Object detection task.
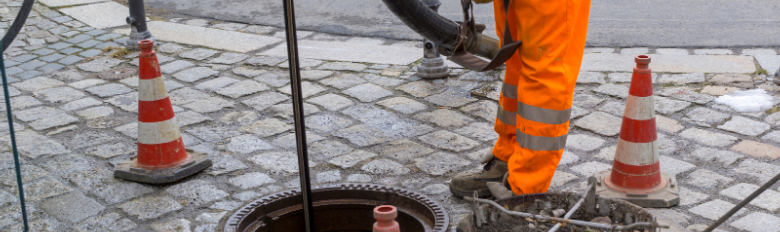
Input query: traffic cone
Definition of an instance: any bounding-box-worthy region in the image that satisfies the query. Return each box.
[114,40,212,184]
[592,55,679,208]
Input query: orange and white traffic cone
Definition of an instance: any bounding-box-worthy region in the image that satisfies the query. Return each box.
[592,55,679,208]
[114,40,212,184]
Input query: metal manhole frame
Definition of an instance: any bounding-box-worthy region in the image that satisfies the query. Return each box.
[223,183,450,232]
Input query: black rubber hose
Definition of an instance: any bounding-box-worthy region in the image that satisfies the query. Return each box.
[381,0,499,59]
[2,0,36,50]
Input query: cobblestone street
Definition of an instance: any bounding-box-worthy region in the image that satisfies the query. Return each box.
[0,0,779,231]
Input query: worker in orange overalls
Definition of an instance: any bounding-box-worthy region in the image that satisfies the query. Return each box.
[449,0,591,198]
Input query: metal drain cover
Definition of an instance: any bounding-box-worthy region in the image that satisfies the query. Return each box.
[99,67,137,80]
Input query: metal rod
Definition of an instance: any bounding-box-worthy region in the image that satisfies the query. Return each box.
[548,181,593,232]
[464,197,666,231]
[281,0,315,231]
[703,171,780,232]
[0,39,28,232]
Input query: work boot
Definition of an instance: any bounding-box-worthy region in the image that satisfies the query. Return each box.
[449,153,508,198]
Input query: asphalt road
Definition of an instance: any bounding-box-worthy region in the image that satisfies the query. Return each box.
[147,0,780,47]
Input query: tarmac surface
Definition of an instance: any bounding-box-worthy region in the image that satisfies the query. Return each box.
[146,0,780,47]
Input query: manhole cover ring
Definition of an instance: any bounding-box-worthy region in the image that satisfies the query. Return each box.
[99,67,137,80]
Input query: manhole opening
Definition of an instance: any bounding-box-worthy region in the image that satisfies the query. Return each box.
[224,184,448,232]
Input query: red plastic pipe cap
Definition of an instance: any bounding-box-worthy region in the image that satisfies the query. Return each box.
[138,39,154,54]
[373,205,400,232]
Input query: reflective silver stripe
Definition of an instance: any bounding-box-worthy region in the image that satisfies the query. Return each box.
[497,105,516,126]
[517,102,571,125]
[501,82,517,99]
[516,129,568,151]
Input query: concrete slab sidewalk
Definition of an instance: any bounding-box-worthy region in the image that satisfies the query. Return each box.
[115,21,284,53]
[58,1,128,29]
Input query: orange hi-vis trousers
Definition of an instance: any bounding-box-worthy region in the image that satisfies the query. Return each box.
[491,0,591,195]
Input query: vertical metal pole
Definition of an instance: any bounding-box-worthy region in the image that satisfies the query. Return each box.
[416,0,450,79]
[126,0,154,50]
[282,0,315,231]
[0,41,28,232]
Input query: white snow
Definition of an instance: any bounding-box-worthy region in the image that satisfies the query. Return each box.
[714,89,774,112]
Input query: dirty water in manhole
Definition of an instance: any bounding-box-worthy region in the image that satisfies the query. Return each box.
[223,184,449,232]
[457,192,685,232]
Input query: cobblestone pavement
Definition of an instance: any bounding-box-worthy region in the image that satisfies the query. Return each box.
[0,0,779,231]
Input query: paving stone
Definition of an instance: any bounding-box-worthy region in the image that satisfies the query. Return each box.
[314,170,342,183]
[239,92,288,112]
[34,86,85,103]
[592,84,629,98]
[15,70,44,80]
[376,97,427,114]
[183,97,235,113]
[678,187,709,206]
[570,161,612,177]
[709,74,753,87]
[150,219,191,232]
[173,67,219,82]
[396,81,444,98]
[77,39,101,49]
[85,83,131,97]
[19,176,73,201]
[65,168,154,204]
[277,58,323,69]
[577,72,606,84]
[320,74,366,89]
[176,111,211,126]
[76,106,113,119]
[424,91,477,108]
[730,212,780,232]
[208,53,249,64]
[146,21,284,52]
[755,55,780,76]
[690,200,750,221]
[734,159,780,183]
[278,81,326,99]
[718,116,771,136]
[209,201,243,211]
[13,76,63,91]
[574,112,622,136]
[225,134,272,154]
[232,67,266,79]
[697,86,737,97]
[361,159,409,175]
[418,130,479,152]
[40,191,103,223]
[38,63,66,74]
[565,134,606,151]
[763,131,780,144]
[48,42,72,50]
[305,113,354,132]
[119,196,183,220]
[683,107,730,127]
[105,92,138,112]
[659,156,696,175]
[207,152,249,175]
[555,150,580,166]
[693,49,732,55]
[307,93,354,111]
[730,140,780,159]
[658,73,706,84]
[680,128,738,147]
[363,74,405,87]
[342,83,393,102]
[247,56,286,66]
[460,100,498,122]
[0,165,49,187]
[332,124,391,147]
[268,102,321,120]
[228,172,276,189]
[84,142,134,159]
[253,72,290,87]
[167,87,209,105]
[0,86,20,98]
[653,116,683,134]
[686,169,733,189]
[317,62,367,72]
[328,150,377,168]
[18,60,47,72]
[414,152,471,175]
[659,87,716,104]
[249,151,303,175]
[39,53,65,62]
[76,57,122,72]
[297,70,332,81]
[179,48,218,60]
[454,122,497,142]
[71,213,137,232]
[596,101,625,116]
[60,47,83,55]
[160,60,195,74]
[57,55,84,65]
[414,109,473,128]
[166,179,228,206]
[549,171,579,188]
[194,76,239,91]
[720,183,780,211]
[767,112,780,126]
[654,96,691,115]
[5,96,41,110]
[375,139,435,162]
[347,174,372,183]
[11,54,38,63]
[240,118,292,137]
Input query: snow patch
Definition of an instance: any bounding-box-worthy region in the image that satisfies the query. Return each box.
[714,89,774,112]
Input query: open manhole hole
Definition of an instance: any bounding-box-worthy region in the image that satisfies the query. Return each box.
[223,184,449,232]
[457,192,685,231]
[99,67,137,80]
